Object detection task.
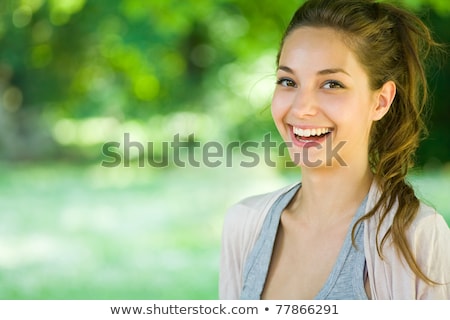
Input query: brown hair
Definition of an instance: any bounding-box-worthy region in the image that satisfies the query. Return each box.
[278,0,444,284]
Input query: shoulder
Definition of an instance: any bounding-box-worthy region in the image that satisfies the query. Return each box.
[221,181,301,261]
[409,201,449,237]
[366,180,449,236]
[365,181,450,299]
[413,201,448,229]
[225,183,298,229]
[406,201,450,263]
[407,202,450,271]
[367,179,450,256]
[403,202,450,298]
[219,182,299,299]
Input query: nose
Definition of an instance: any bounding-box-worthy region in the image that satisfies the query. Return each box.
[290,86,318,118]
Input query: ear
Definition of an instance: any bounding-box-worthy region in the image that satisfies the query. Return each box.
[372,80,396,121]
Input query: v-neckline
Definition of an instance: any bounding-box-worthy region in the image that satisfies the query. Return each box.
[240,182,369,299]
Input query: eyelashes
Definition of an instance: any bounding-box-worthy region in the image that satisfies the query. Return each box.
[275,78,345,89]
[275,78,296,87]
[322,80,345,89]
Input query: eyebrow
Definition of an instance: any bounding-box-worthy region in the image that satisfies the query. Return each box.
[278,65,351,77]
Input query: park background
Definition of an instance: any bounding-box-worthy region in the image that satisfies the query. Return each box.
[0,0,449,299]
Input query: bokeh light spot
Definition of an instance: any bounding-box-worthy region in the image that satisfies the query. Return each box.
[2,87,23,112]
[12,5,33,28]
[133,74,160,101]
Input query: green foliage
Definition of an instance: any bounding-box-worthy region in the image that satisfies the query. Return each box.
[0,0,449,165]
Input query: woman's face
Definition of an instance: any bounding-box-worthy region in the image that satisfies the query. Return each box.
[272,27,388,169]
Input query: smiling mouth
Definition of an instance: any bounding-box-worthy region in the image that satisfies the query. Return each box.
[292,126,332,142]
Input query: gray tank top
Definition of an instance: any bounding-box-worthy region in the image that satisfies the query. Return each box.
[240,183,368,300]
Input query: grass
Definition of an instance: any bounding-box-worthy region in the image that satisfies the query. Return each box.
[0,162,448,299]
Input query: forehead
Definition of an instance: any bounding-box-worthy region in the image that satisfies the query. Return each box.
[279,27,363,73]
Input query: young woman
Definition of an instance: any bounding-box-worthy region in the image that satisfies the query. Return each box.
[219,0,450,299]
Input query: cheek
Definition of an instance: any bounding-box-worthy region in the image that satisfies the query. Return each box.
[323,94,369,121]
[326,96,375,139]
[271,91,289,124]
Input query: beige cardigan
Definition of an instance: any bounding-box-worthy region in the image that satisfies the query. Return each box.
[219,181,450,299]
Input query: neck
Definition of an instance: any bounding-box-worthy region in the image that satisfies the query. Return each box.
[293,162,373,224]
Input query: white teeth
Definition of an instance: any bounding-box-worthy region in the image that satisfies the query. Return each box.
[293,127,330,137]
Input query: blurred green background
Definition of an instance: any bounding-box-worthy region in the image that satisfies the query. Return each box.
[0,0,449,299]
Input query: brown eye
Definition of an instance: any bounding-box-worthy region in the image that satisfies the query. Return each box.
[276,78,297,87]
[323,80,344,89]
